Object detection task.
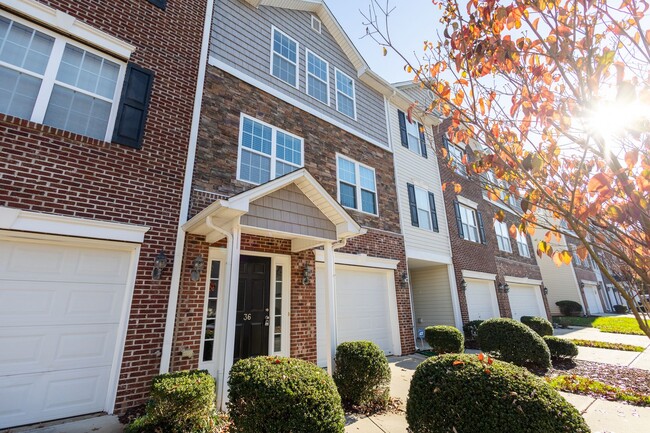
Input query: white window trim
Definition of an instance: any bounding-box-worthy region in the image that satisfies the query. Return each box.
[305,48,329,106]
[334,67,357,120]
[413,185,433,232]
[269,26,299,89]
[0,11,127,142]
[494,220,512,252]
[447,141,466,176]
[336,153,378,216]
[235,113,305,185]
[458,203,480,243]
[516,231,530,257]
[311,15,322,34]
[457,195,478,209]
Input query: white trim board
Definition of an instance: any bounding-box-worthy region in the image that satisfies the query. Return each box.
[208,57,391,151]
[314,250,399,269]
[462,269,497,281]
[504,276,543,286]
[0,206,149,243]
[3,0,135,59]
[457,196,479,209]
[405,248,452,265]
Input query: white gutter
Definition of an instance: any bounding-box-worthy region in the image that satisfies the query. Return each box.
[159,0,215,374]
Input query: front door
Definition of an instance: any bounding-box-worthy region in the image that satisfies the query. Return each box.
[234,255,271,362]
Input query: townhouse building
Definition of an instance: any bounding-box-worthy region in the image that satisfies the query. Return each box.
[0,0,206,428]
[388,83,462,345]
[565,237,607,315]
[433,119,551,323]
[163,0,415,408]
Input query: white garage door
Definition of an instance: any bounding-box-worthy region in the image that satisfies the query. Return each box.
[316,265,398,367]
[465,279,500,321]
[508,283,545,321]
[584,284,603,314]
[0,236,135,429]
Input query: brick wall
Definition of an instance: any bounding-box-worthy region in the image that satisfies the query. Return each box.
[0,0,205,412]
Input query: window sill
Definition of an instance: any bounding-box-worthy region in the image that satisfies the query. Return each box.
[342,204,379,218]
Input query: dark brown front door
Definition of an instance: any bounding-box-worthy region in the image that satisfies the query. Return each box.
[233,255,271,362]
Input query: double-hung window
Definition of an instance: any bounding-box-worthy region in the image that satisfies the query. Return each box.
[306,49,328,104]
[407,184,438,231]
[335,68,355,119]
[337,155,377,215]
[405,119,421,153]
[454,201,486,244]
[237,114,303,184]
[443,137,466,176]
[516,231,530,257]
[271,28,298,87]
[0,14,124,141]
[494,220,512,252]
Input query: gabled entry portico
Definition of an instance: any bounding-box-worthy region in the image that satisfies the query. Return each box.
[182,169,363,408]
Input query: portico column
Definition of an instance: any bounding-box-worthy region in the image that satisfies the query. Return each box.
[323,241,337,375]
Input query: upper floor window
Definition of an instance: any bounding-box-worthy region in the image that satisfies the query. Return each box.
[485,171,517,207]
[443,137,466,176]
[516,231,530,257]
[407,184,438,231]
[237,114,303,184]
[494,220,512,252]
[453,201,486,244]
[337,155,377,215]
[311,15,322,33]
[335,69,355,119]
[271,28,298,87]
[0,15,124,141]
[397,110,427,157]
[572,248,582,266]
[306,50,328,105]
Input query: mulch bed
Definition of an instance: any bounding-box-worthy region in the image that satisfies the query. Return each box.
[545,359,650,395]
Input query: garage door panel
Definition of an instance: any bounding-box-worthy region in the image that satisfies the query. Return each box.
[465,279,499,321]
[508,284,545,321]
[584,285,603,314]
[0,281,124,326]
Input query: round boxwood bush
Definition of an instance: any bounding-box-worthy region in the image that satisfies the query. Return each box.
[462,320,483,348]
[544,336,579,360]
[406,354,590,433]
[228,356,345,433]
[613,304,628,314]
[424,325,464,354]
[477,318,551,369]
[521,315,554,337]
[556,300,583,316]
[125,370,218,433]
[333,341,391,410]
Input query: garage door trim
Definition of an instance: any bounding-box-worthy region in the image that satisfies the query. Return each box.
[0,230,141,422]
[314,250,399,269]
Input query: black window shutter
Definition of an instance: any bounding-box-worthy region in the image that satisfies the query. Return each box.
[112,63,154,149]
[428,192,439,232]
[147,0,167,10]
[453,201,464,238]
[477,210,487,244]
[418,123,428,158]
[398,110,408,148]
[407,183,419,227]
[442,135,450,150]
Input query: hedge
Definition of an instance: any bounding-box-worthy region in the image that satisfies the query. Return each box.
[544,336,579,360]
[521,316,554,337]
[228,356,345,433]
[477,318,551,369]
[613,304,628,314]
[406,354,590,433]
[424,325,464,354]
[556,300,583,316]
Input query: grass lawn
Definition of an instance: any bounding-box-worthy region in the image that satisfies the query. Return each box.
[547,375,650,406]
[569,339,645,352]
[554,316,647,336]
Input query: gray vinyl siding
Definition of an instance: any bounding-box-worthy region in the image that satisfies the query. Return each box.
[211,0,388,147]
[411,265,456,330]
[241,184,337,239]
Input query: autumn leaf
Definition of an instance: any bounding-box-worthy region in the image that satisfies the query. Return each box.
[478,353,484,361]
[495,209,506,222]
[560,250,572,265]
[587,173,612,195]
[509,224,519,239]
[382,47,387,56]
[454,183,463,194]
[625,149,639,169]
[576,245,589,261]
[453,360,465,366]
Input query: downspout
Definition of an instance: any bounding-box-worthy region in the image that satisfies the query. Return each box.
[159,0,215,374]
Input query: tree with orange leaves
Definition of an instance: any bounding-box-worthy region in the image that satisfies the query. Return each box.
[363,0,650,337]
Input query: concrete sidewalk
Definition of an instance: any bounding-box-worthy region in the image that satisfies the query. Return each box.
[3,415,123,433]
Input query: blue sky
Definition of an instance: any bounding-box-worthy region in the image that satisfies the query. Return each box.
[325,0,443,83]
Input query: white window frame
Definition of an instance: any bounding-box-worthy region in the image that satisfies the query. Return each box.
[269,26,299,89]
[305,48,329,105]
[447,140,466,176]
[334,67,357,120]
[236,113,304,185]
[414,185,433,231]
[0,11,127,142]
[405,119,422,155]
[459,203,480,243]
[311,15,322,34]
[494,220,512,252]
[336,154,378,216]
[516,231,530,257]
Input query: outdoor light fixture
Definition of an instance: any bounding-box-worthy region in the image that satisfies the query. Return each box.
[401,271,409,288]
[543,285,549,295]
[498,282,504,292]
[302,263,313,285]
[152,250,168,280]
[460,279,467,291]
[190,255,205,282]
[579,281,585,289]
[503,283,510,294]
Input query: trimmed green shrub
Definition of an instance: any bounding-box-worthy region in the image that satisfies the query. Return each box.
[228,356,344,433]
[125,370,217,433]
[477,318,551,369]
[406,354,590,433]
[521,315,554,337]
[424,325,464,354]
[544,336,579,360]
[462,320,483,342]
[556,300,583,316]
[613,304,628,314]
[333,341,391,410]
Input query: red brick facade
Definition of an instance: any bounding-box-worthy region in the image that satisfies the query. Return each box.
[565,237,607,314]
[432,120,549,323]
[0,0,205,413]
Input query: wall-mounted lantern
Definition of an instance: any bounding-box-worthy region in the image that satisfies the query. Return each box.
[401,271,409,288]
[152,250,168,280]
[302,263,313,285]
[190,255,205,281]
[460,279,467,291]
